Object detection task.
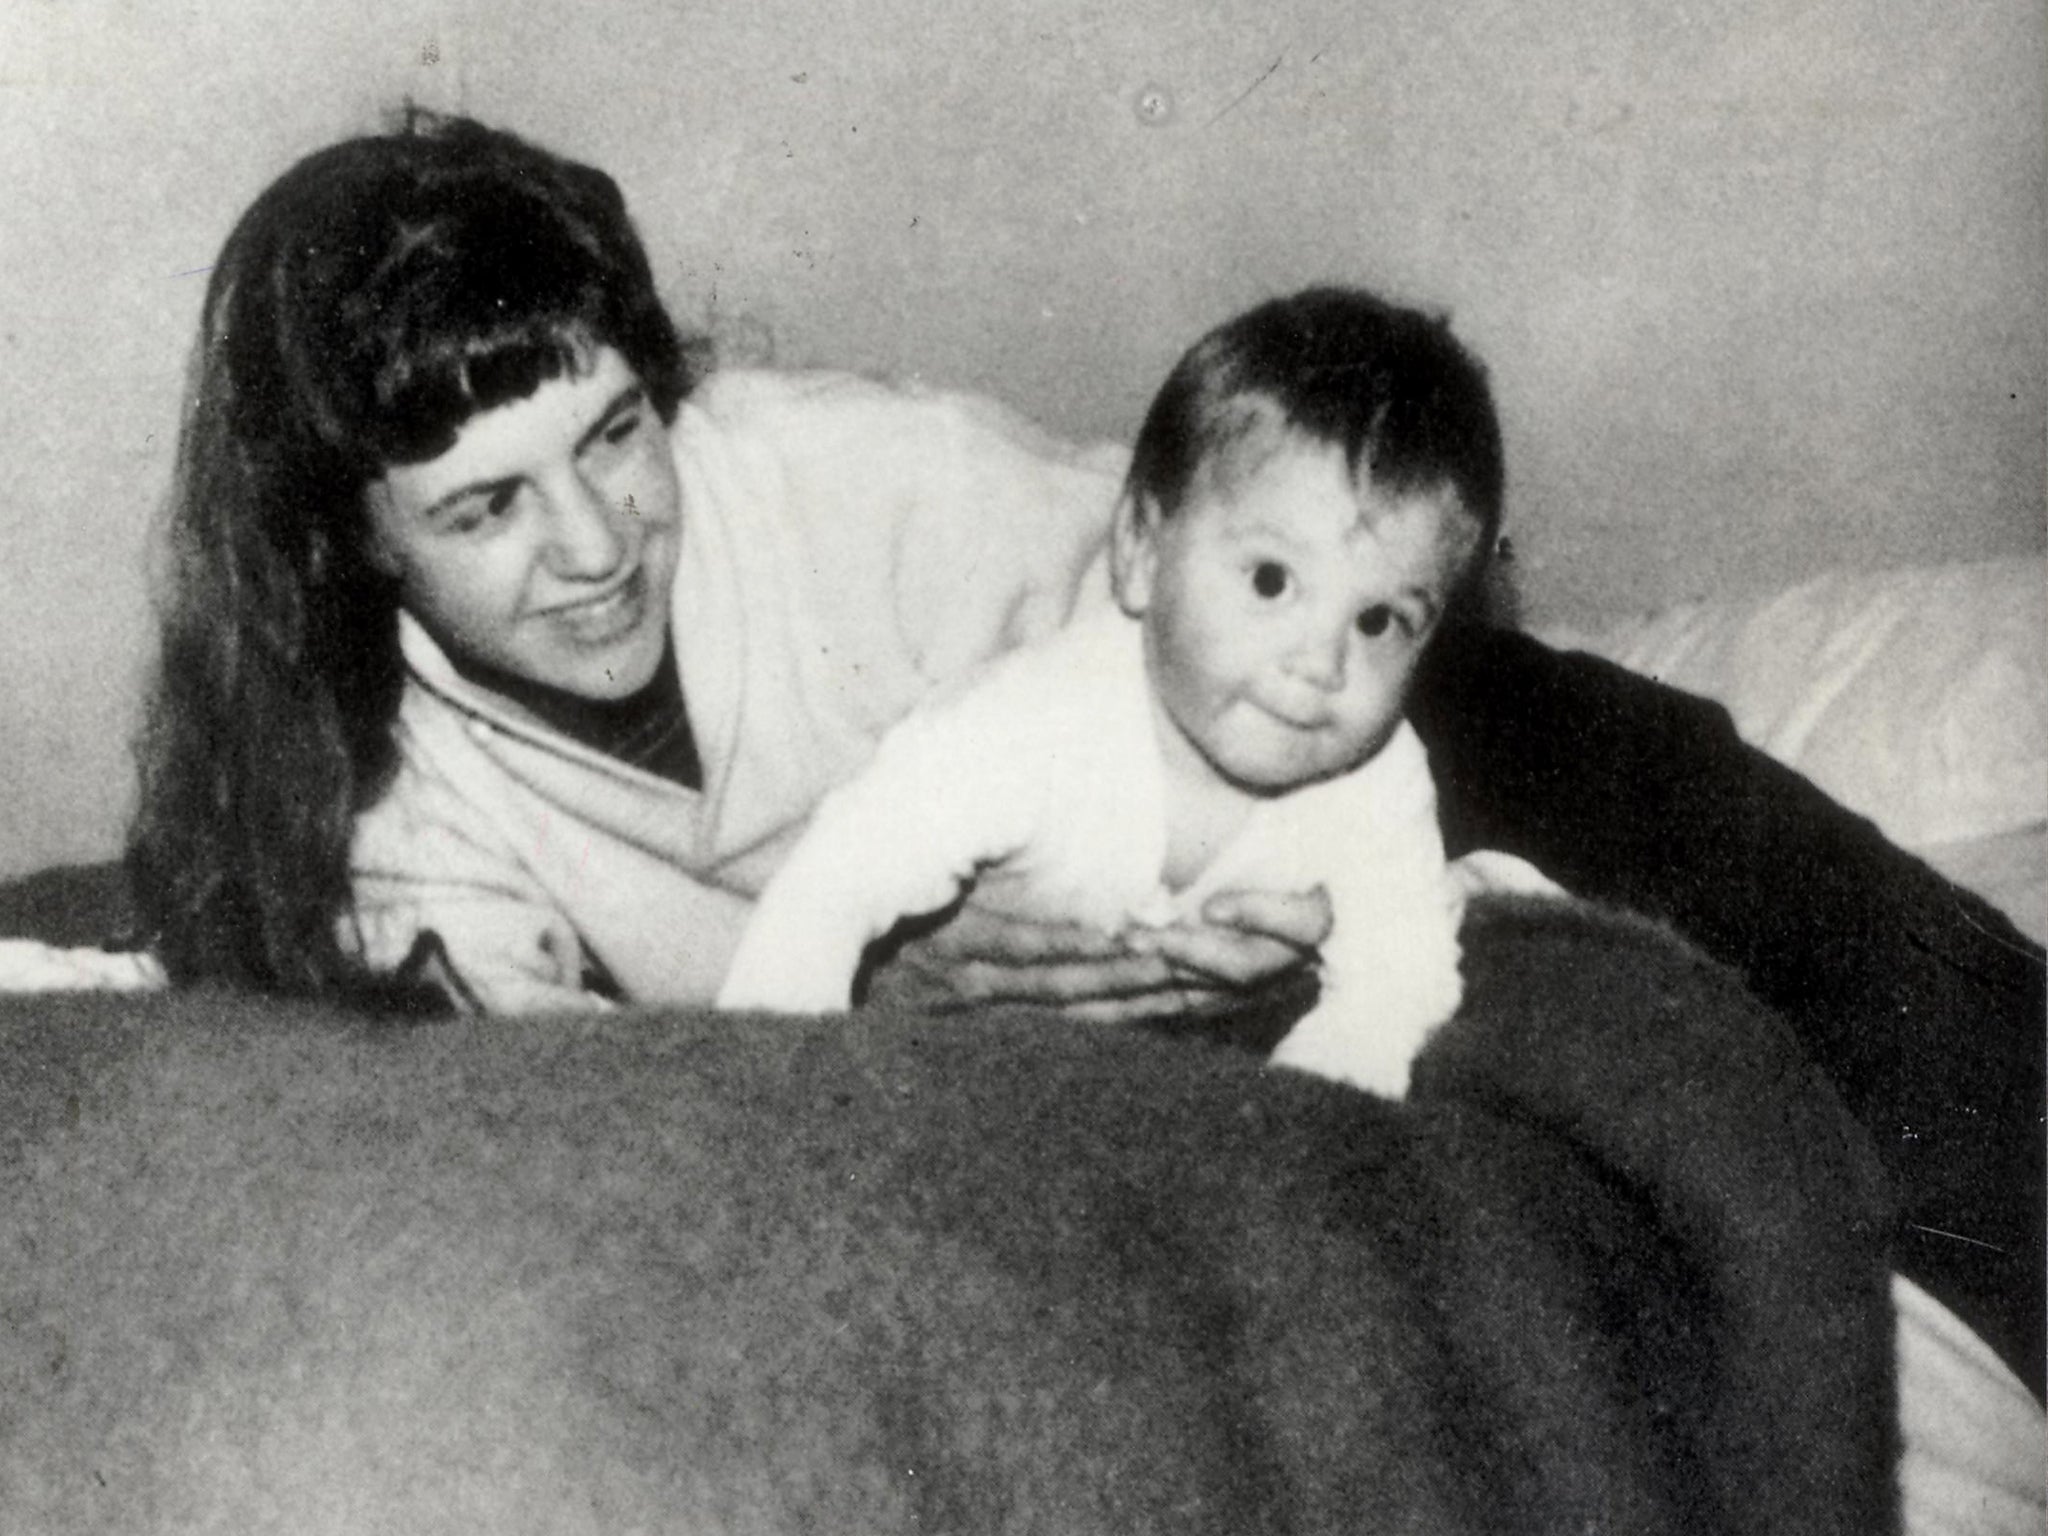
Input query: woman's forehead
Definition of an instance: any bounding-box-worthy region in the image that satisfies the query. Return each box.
[377,345,636,502]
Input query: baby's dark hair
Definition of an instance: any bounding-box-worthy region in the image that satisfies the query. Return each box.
[1124,286,1504,598]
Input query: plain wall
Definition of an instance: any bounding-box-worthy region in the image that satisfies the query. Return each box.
[2,0,2042,879]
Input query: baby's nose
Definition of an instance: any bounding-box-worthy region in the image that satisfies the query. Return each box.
[1285,624,1350,691]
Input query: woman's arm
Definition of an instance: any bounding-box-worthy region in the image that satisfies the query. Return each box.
[865,886,1333,1025]
[350,758,621,1016]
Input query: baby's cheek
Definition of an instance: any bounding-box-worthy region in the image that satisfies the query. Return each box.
[1338,702,1406,764]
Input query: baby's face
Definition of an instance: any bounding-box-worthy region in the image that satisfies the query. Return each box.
[1120,436,1478,795]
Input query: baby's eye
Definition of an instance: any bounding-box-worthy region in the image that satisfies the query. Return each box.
[1250,561,1290,600]
[1356,605,1406,639]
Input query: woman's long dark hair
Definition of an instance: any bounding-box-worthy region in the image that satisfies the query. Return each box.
[128,111,707,998]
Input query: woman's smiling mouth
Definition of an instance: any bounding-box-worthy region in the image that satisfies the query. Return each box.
[545,567,647,645]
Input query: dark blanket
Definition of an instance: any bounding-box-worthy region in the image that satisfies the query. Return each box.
[0,899,1896,1533]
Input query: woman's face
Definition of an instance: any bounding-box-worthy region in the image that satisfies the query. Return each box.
[363,345,682,701]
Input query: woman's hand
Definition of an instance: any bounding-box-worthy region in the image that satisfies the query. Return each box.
[862,886,1332,1024]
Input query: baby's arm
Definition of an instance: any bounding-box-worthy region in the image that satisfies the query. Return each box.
[717,695,1041,1013]
[1266,726,1466,1098]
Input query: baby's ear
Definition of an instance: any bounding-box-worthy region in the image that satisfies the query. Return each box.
[1108,492,1160,617]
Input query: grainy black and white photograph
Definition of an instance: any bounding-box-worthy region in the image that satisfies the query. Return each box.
[1,1,2041,1529]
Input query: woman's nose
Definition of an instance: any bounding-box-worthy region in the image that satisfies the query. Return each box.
[541,472,628,579]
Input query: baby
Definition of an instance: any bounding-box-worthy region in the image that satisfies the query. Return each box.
[718,287,1503,1097]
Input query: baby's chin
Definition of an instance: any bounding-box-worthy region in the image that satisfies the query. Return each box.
[1209,742,1379,799]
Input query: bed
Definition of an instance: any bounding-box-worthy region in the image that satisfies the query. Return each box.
[1538,555,2047,952]
[0,553,2039,1533]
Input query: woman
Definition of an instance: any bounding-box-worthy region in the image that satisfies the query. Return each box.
[129,113,2039,1409]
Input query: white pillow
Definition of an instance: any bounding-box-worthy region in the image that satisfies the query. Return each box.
[1545,558,2047,854]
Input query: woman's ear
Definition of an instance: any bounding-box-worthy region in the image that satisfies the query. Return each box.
[1109,492,1160,617]
[359,482,405,580]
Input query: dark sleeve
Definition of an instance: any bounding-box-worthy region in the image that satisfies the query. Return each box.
[1410,621,2046,1398]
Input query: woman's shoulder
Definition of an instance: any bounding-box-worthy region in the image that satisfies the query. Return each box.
[672,367,982,507]
[683,366,964,439]
[681,368,1126,479]
[685,366,888,420]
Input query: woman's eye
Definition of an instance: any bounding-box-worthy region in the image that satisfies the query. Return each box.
[1250,561,1290,599]
[475,486,519,524]
[443,486,517,535]
[600,411,642,447]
